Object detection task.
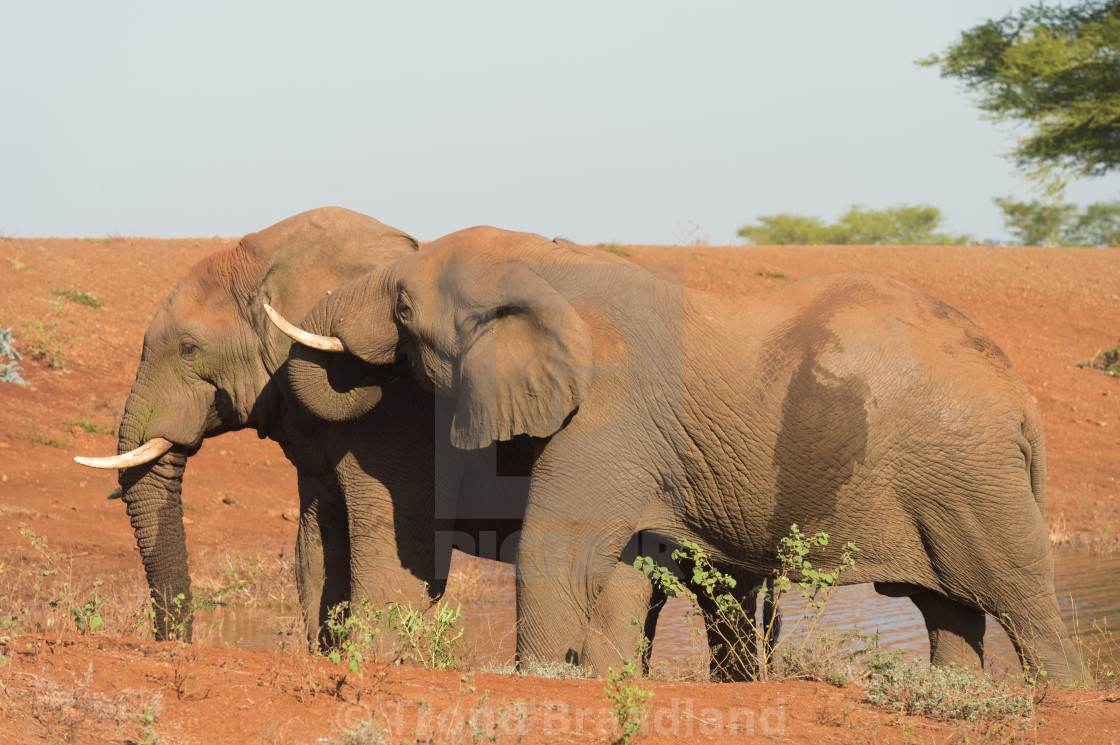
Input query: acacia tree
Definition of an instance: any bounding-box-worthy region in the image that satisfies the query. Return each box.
[920,2,1120,195]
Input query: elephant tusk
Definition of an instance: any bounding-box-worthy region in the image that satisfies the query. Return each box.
[73,437,174,470]
[106,487,123,500]
[262,303,345,352]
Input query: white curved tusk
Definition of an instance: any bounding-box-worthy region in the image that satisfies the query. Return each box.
[106,487,123,500]
[73,437,174,470]
[263,303,344,352]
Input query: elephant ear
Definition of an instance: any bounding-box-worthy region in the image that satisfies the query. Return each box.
[450,264,594,449]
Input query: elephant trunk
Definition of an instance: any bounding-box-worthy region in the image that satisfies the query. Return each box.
[117,398,194,641]
[283,276,399,421]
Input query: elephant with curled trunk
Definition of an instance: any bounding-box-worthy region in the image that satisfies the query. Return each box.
[274,225,1084,682]
[73,208,669,672]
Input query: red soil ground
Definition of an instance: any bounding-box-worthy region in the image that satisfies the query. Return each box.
[0,235,1117,743]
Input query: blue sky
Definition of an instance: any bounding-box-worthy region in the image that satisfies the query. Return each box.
[2,1,1117,244]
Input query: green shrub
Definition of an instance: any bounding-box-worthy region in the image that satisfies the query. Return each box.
[865,660,1033,724]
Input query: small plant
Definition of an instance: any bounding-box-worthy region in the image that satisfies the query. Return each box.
[138,700,162,745]
[14,524,118,636]
[7,257,32,271]
[320,598,464,675]
[64,418,113,434]
[865,660,1033,724]
[779,627,902,686]
[636,525,858,681]
[28,428,66,449]
[676,219,711,246]
[600,243,632,257]
[51,287,104,308]
[756,270,790,280]
[321,599,380,675]
[0,327,28,385]
[1078,337,1120,378]
[386,600,463,670]
[22,315,75,370]
[70,579,105,635]
[164,581,249,642]
[604,659,652,745]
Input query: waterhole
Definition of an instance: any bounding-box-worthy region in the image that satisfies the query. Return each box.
[196,545,1119,676]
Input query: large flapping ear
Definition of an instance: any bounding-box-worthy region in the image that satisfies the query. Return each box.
[239,206,418,370]
[450,263,594,449]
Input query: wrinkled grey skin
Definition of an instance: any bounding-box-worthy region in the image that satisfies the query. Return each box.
[284,226,1083,682]
[112,208,659,671]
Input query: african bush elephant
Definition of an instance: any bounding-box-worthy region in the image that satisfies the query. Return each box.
[274,225,1084,682]
[73,209,664,672]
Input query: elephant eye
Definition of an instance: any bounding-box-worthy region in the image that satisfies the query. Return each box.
[396,296,413,323]
[179,340,200,358]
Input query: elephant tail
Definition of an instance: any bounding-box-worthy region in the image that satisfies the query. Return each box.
[1022,407,1047,518]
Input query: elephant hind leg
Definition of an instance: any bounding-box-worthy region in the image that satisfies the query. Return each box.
[691,570,771,682]
[989,589,1084,684]
[908,588,985,670]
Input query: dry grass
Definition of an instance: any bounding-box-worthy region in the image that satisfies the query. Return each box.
[0,525,302,653]
[0,663,163,744]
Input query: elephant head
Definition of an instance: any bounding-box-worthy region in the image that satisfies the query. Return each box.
[74,207,417,640]
[280,227,598,449]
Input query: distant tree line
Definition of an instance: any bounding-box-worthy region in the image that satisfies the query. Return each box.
[737,205,969,246]
[738,200,1120,247]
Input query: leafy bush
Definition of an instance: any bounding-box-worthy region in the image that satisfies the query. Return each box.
[636,525,858,681]
[604,659,652,745]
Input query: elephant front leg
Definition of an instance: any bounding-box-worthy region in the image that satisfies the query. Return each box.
[515,519,630,669]
[579,560,665,676]
[294,472,351,650]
